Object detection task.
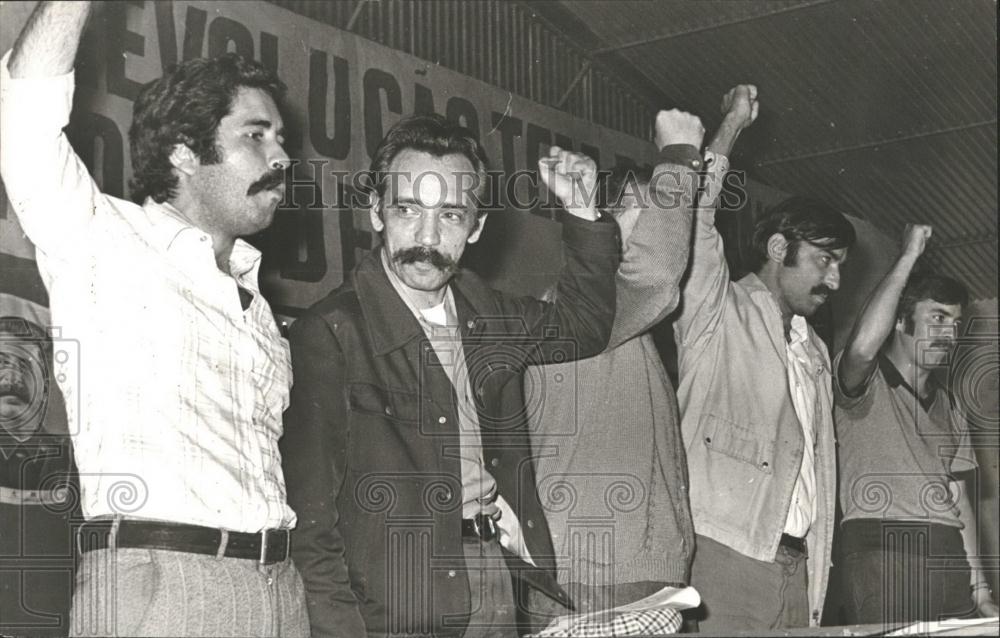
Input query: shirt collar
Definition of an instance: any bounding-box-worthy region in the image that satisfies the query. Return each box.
[354,248,497,355]
[142,199,262,283]
[788,315,810,346]
[878,352,942,410]
[380,249,458,329]
[143,198,200,251]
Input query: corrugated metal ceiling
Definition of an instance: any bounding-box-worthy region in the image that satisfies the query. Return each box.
[557,0,997,299]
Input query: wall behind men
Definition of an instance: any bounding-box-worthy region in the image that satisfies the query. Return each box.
[0,0,899,345]
[0,0,657,317]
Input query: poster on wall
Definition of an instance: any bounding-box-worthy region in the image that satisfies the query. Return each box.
[0,0,664,319]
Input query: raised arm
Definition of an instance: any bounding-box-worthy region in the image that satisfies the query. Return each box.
[606,109,703,349]
[513,148,618,361]
[837,225,930,394]
[8,1,90,78]
[675,85,758,345]
[1,1,102,257]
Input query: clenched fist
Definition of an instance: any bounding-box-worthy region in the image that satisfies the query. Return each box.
[721,84,759,131]
[654,109,704,150]
[901,223,932,258]
[539,146,599,220]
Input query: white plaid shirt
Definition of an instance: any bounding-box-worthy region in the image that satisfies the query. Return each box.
[0,52,295,532]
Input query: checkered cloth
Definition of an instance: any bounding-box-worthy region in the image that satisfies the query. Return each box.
[532,607,683,637]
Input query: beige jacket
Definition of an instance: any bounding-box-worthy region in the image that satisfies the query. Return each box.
[673,154,836,626]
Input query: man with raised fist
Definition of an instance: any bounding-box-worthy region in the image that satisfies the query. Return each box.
[280,113,619,637]
[1,2,307,635]
[834,224,998,623]
[675,85,857,630]
[525,107,705,624]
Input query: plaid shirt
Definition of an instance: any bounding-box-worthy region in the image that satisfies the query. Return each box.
[0,52,295,532]
[533,608,683,637]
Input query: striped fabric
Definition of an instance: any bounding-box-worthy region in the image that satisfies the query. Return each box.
[0,52,295,532]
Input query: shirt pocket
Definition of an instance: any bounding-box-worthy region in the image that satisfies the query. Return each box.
[347,382,423,426]
[701,414,775,475]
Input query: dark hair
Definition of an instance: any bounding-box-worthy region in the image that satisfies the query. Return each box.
[367,114,489,216]
[749,196,857,272]
[128,53,286,204]
[898,272,969,324]
[598,163,653,217]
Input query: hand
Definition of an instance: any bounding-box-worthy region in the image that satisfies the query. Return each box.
[654,109,704,150]
[901,223,932,258]
[720,84,759,131]
[539,146,599,220]
[973,586,998,617]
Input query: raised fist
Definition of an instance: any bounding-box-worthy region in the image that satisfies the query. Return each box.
[721,84,759,131]
[539,146,599,220]
[901,223,932,258]
[654,109,704,150]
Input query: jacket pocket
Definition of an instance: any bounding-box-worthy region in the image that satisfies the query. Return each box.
[348,382,423,425]
[701,414,774,474]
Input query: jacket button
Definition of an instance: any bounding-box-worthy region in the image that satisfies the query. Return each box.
[705,436,711,443]
[384,406,393,416]
[526,519,535,529]
[761,461,769,468]
[448,570,457,578]
[438,416,447,424]
[490,458,499,467]
[467,320,475,329]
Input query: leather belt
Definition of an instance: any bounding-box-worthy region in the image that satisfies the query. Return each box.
[461,513,498,542]
[77,519,291,565]
[779,533,808,557]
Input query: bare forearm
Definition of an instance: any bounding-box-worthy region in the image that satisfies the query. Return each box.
[706,115,743,157]
[840,250,919,383]
[954,481,989,587]
[9,1,91,78]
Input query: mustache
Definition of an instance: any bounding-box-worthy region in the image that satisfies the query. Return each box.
[810,284,833,296]
[0,367,31,404]
[392,246,458,273]
[246,168,286,196]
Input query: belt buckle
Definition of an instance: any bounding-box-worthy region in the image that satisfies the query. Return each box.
[473,513,496,541]
[260,529,290,564]
[259,529,269,565]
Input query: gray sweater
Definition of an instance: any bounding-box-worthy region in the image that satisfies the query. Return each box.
[526,156,699,588]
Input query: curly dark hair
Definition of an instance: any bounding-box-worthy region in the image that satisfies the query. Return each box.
[366,114,489,217]
[749,196,857,272]
[128,54,286,204]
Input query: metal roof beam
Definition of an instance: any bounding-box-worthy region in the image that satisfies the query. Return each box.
[591,0,838,56]
[757,120,998,167]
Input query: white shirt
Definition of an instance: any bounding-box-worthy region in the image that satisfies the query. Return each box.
[783,315,819,537]
[0,52,295,531]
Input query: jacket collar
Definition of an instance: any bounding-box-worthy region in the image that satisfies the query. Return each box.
[353,247,497,356]
[739,272,828,359]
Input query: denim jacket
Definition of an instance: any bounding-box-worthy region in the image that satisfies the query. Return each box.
[674,157,835,626]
